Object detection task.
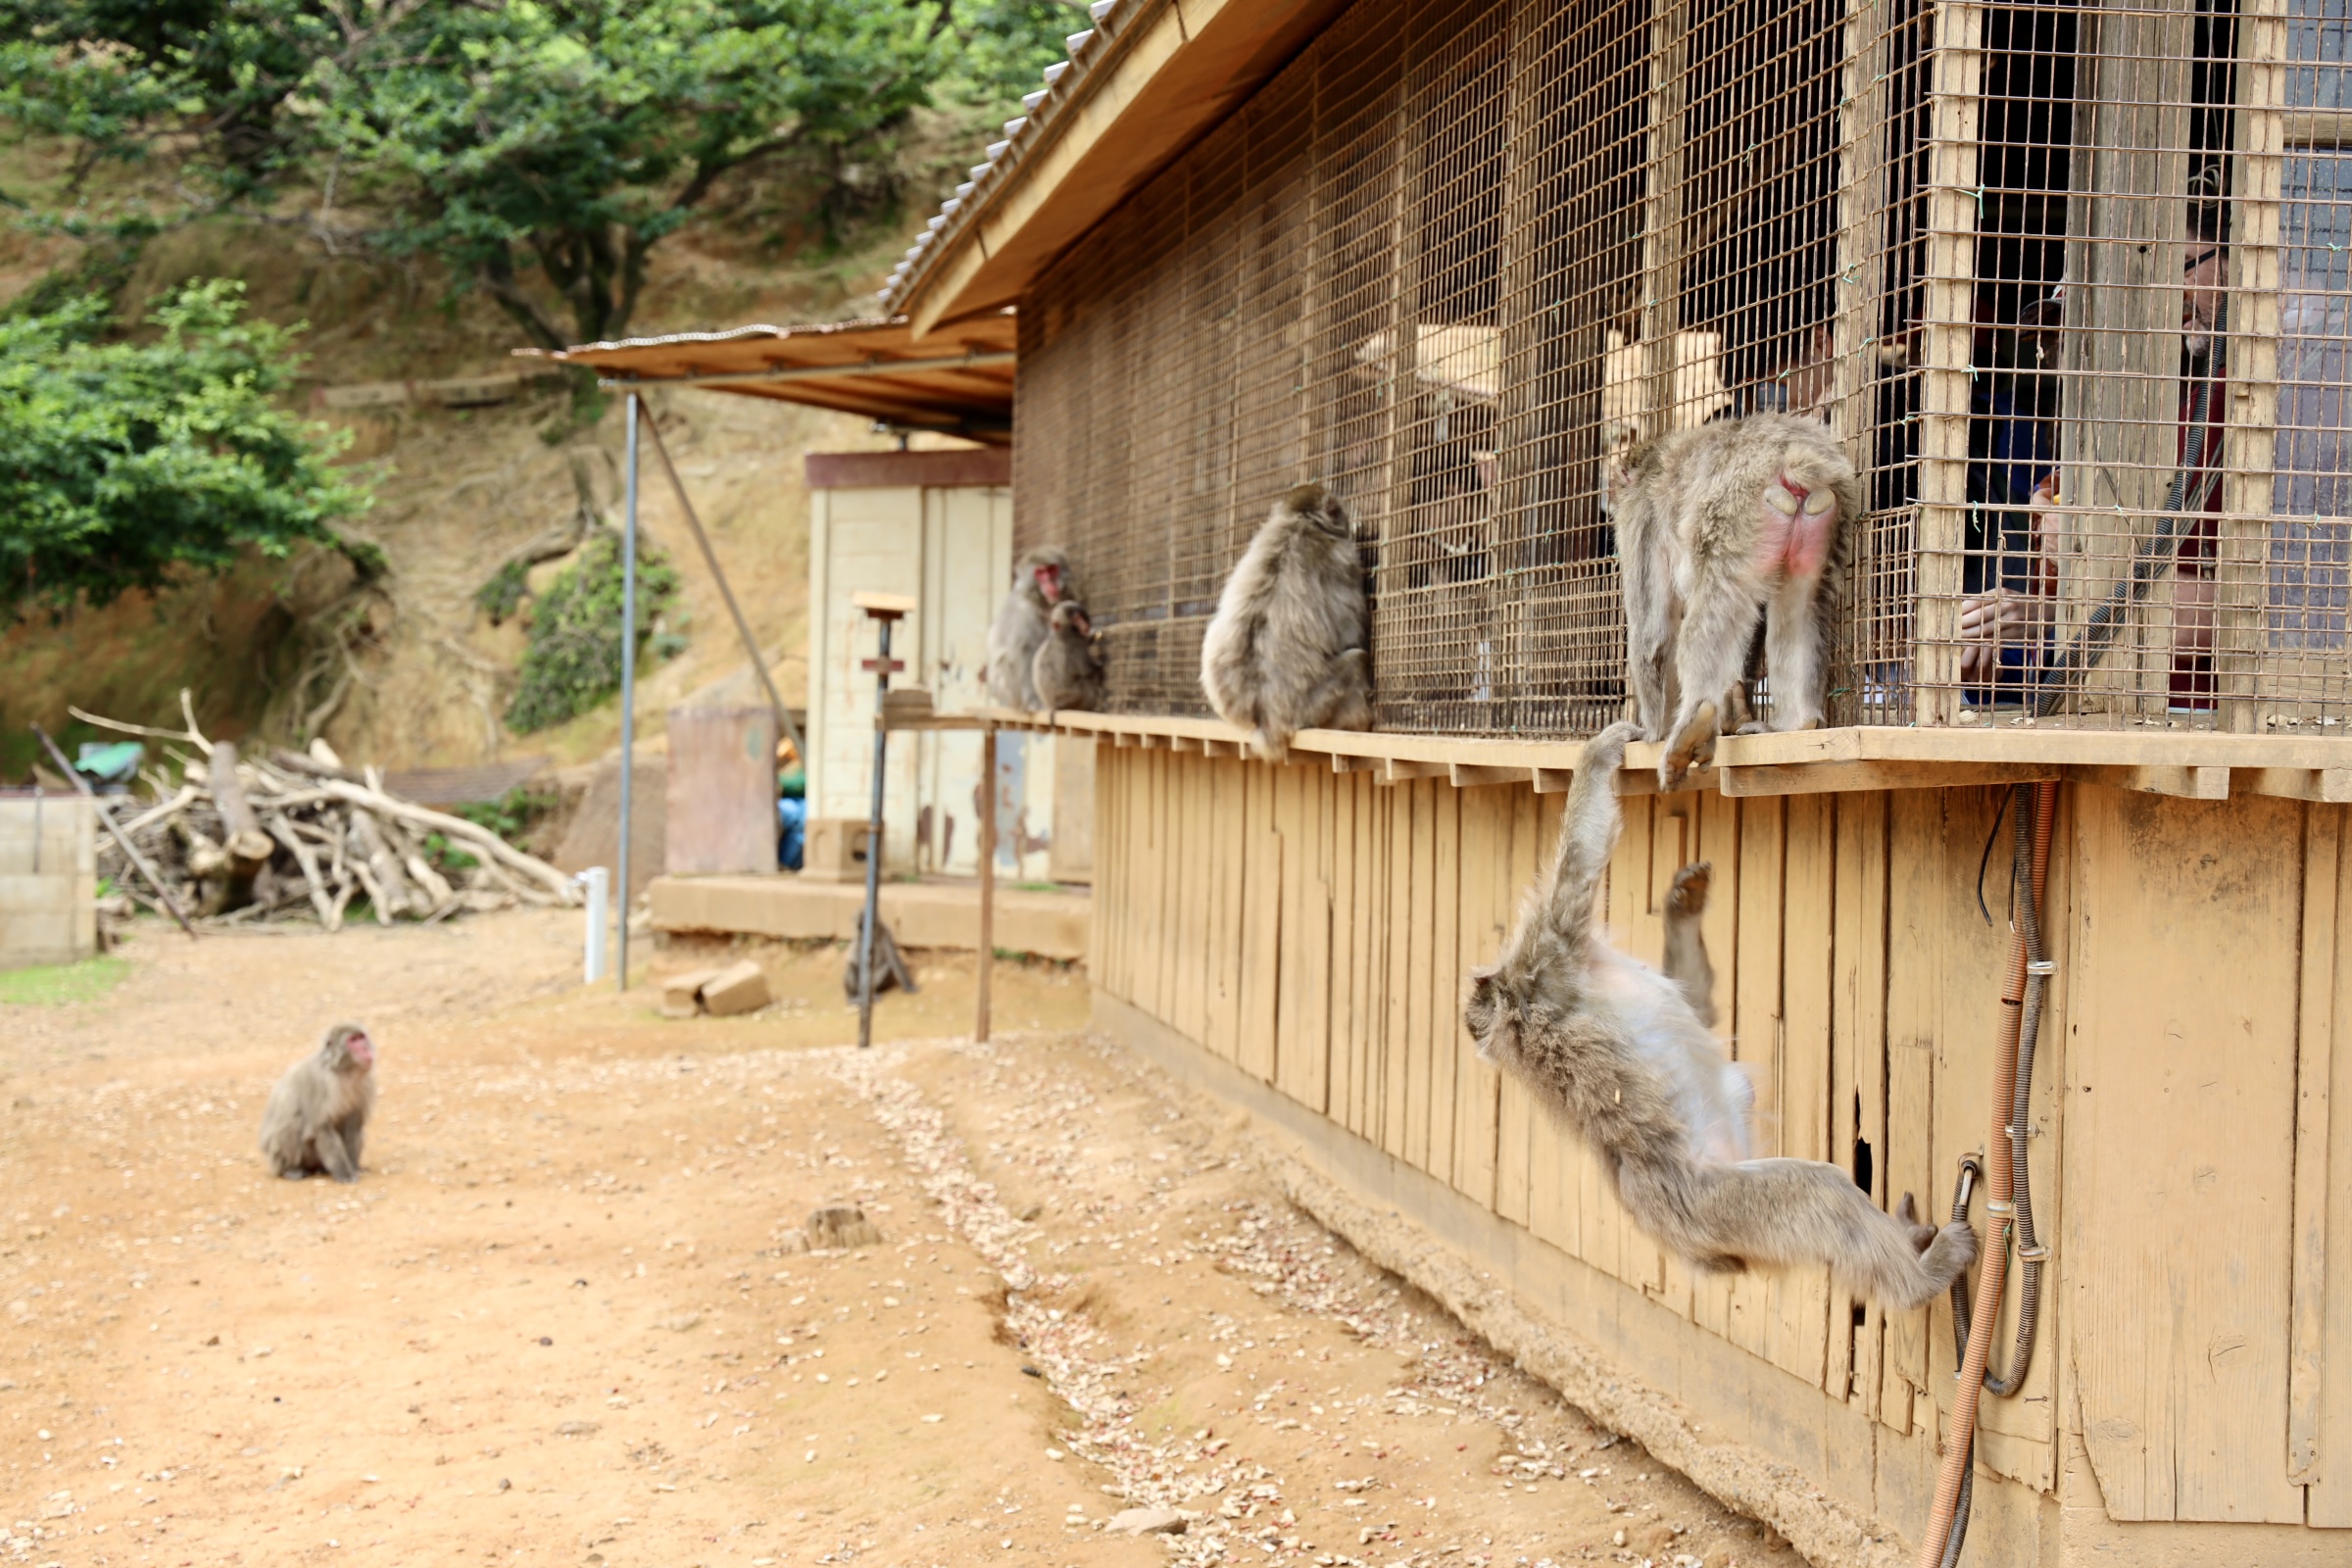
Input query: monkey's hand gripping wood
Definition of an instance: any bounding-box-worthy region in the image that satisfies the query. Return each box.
[1462,725,1973,1308]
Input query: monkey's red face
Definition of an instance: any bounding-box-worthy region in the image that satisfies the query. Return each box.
[1034,562,1064,605]
[342,1030,374,1070]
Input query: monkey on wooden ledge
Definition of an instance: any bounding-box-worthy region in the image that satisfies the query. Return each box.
[1464,724,1975,1308]
[1200,482,1373,761]
[259,1023,377,1183]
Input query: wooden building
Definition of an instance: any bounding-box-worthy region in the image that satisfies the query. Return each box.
[882,1,2352,1563]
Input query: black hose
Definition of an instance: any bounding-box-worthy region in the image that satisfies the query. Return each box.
[2031,298,2229,717]
[1983,786,2047,1396]
[1939,1156,1983,1568]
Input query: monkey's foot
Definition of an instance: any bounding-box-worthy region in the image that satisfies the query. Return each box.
[1659,701,1719,792]
[1667,861,1712,916]
[279,1170,307,1181]
[1920,1219,1980,1292]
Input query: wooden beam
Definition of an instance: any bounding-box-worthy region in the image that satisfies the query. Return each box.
[2068,763,2231,800]
[1449,763,1533,789]
[1383,758,1451,785]
[1718,760,2063,797]
[2242,767,2352,804]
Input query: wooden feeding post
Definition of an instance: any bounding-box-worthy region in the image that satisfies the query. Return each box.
[850,589,915,1049]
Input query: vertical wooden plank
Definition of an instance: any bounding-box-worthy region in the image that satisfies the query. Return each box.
[1236,760,1283,1084]
[2320,804,2352,1525]
[1298,766,1336,1114]
[1688,786,1744,1342]
[1836,793,1892,1417]
[1880,788,1946,1435]
[1452,787,1504,1207]
[1173,755,1204,1044]
[1272,762,1307,1101]
[1328,768,1359,1127]
[1373,780,1411,1161]
[1400,781,1436,1169]
[2217,0,2287,730]
[1526,792,1581,1257]
[1775,792,1836,1390]
[2289,804,2337,1486]
[1494,787,1542,1229]
[2067,787,2305,1522]
[1161,752,1191,1028]
[1915,0,1984,722]
[1427,783,1463,1184]
[1133,750,1165,1023]
[1724,794,1786,1361]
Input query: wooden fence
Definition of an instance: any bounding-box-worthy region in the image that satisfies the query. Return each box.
[1088,739,2352,1563]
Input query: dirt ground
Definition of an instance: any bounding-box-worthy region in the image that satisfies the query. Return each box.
[0,912,1807,1568]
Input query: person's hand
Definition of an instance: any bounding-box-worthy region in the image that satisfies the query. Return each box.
[1958,588,2045,681]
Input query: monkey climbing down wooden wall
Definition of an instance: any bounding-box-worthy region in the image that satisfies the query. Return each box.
[259,1023,377,1183]
[1615,413,1860,792]
[1463,725,1974,1308]
[1200,482,1373,760]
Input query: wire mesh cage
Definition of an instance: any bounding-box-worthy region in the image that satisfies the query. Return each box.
[1010,0,2352,736]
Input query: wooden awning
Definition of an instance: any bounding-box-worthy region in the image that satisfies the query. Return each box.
[525,312,1016,444]
[883,0,1349,337]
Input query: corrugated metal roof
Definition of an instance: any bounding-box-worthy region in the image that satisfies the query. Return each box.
[523,312,1016,443]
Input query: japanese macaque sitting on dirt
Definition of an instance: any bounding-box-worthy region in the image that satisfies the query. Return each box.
[259,1023,377,1183]
[1463,725,1975,1308]
[1615,413,1860,792]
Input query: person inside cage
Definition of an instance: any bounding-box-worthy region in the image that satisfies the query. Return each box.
[1956,170,2232,710]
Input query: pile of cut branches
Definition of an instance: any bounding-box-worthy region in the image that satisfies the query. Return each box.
[68,695,579,931]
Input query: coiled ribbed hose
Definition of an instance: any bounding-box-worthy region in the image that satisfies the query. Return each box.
[1918,780,2058,1568]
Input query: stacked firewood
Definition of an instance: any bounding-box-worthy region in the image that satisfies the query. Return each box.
[73,699,578,931]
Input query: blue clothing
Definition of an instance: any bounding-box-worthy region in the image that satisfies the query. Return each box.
[778,797,807,871]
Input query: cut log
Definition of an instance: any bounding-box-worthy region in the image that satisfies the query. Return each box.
[204,741,274,913]
[312,779,577,902]
[267,817,339,930]
[349,809,422,919]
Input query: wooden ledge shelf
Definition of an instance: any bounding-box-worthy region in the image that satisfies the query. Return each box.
[896,707,2352,802]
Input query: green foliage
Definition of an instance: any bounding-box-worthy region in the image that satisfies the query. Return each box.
[453,784,562,850]
[0,955,128,1006]
[313,0,945,346]
[922,2,1089,108]
[0,0,344,203]
[1,2,1097,338]
[0,279,371,617]
[504,530,681,734]
[475,559,532,625]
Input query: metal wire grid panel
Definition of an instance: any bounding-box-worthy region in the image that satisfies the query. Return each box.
[1011,0,2352,734]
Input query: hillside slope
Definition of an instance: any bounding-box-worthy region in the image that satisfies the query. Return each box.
[0,160,952,777]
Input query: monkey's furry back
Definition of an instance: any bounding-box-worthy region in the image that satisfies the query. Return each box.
[1617,415,1859,621]
[1199,483,1371,760]
[1464,723,1975,1308]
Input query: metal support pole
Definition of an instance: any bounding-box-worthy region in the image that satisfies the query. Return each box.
[615,392,641,994]
[640,408,806,760]
[857,614,896,1050]
[976,725,996,1043]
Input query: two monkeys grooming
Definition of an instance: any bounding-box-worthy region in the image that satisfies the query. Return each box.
[1203,414,1972,1307]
